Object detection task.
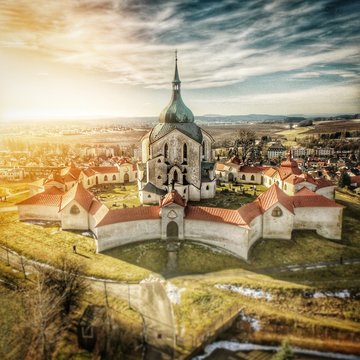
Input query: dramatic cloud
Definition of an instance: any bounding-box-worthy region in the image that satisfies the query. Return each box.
[0,0,359,116]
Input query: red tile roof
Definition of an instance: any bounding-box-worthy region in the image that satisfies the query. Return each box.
[237,201,263,225]
[83,168,96,177]
[44,186,64,195]
[239,166,265,174]
[292,193,343,208]
[315,178,334,189]
[263,167,277,177]
[257,184,294,214]
[186,206,250,228]
[284,173,317,185]
[60,183,94,211]
[294,187,318,197]
[96,206,160,227]
[160,190,186,207]
[91,166,119,174]
[215,163,227,171]
[228,156,241,165]
[89,198,104,215]
[17,189,63,207]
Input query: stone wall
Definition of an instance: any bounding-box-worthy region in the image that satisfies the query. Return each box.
[17,205,61,221]
[294,207,342,239]
[184,220,250,259]
[61,200,89,230]
[262,203,294,239]
[96,219,162,252]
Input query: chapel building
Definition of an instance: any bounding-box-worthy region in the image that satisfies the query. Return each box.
[138,54,216,204]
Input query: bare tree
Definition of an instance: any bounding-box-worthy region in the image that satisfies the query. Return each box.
[231,129,257,163]
[11,258,88,360]
[42,256,88,315]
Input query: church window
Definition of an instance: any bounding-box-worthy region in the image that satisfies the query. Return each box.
[164,143,169,158]
[70,205,80,215]
[284,184,287,190]
[87,179,90,185]
[206,185,209,190]
[251,175,255,181]
[158,159,161,163]
[183,143,188,160]
[157,175,161,179]
[183,188,186,194]
[147,194,151,198]
[112,175,116,181]
[202,141,206,157]
[104,175,108,181]
[242,174,246,180]
[271,206,283,217]
[173,170,178,182]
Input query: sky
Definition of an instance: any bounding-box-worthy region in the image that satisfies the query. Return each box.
[0,0,359,121]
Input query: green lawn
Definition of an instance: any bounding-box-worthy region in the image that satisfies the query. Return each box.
[0,212,150,281]
[189,183,267,209]
[91,183,141,209]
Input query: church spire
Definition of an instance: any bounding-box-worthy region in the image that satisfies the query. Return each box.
[173,49,181,89]
[158,51,194,124]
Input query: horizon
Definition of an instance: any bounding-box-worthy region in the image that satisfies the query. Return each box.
[1,0,359,121]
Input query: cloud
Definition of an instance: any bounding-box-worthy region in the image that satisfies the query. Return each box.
[0,0,359,91]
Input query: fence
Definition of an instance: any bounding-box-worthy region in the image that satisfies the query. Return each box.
[0,244,243,357]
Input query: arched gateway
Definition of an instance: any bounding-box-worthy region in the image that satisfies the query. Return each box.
[166,221,179,238]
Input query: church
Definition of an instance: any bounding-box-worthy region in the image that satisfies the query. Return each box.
[137,53,216,204]
[15,55,345,261]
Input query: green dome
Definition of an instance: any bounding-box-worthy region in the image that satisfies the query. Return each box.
[159,92,194,123]
[159,53,194,124]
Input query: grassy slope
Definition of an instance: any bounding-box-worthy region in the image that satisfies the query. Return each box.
[0,212,150,281]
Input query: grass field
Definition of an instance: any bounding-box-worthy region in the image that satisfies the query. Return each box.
[0,181,30,208]
[0,212,150,281]
[276,126,313,146]
[190,183,267,209]
[91,183,141,209]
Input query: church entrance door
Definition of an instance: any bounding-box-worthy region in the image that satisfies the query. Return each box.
[228,173,234,182]
[166,221,178,238]
[124,173,129,183]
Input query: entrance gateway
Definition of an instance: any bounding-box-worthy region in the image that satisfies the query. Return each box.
[166,221,179,238]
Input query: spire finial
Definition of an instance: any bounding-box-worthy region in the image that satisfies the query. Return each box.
[173,49,180,84]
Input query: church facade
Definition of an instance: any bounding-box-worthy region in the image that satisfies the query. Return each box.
[138,55,216,204]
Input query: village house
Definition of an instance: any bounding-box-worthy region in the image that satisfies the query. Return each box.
[267,143,286,159]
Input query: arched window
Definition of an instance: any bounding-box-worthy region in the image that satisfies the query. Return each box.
[87,179,90,185]
[202,141,206,157]
[183,143,188,160]
[70,204,80,215]
[242,174,246,180]
[206,185,209,190]
[284,184,287,190]
[157,158,161,163]
[164,143,169,158]
[173,170,178,182]
[271,206,283,217]
[183,188,186,194]
[112,175,116,181]
[104,175,108,181]
[251,175,255,181]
